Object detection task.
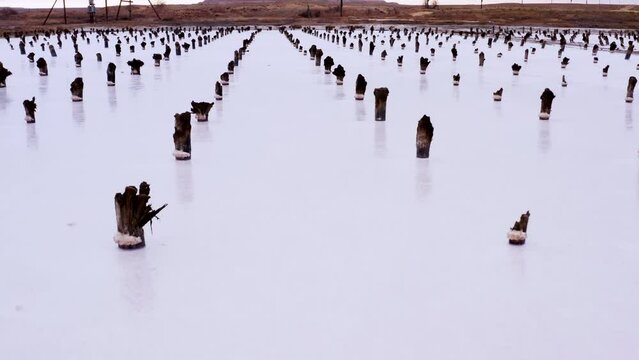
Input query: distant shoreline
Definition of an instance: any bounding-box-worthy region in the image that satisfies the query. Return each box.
[2,3,639,32]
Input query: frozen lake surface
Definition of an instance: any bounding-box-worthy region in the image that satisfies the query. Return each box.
[1,27,639,359]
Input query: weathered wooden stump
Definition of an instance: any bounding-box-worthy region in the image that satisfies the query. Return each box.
[561,57,569,69]
[592,44,599,56]
[397,55,403,67]
[430,48,435,56]
[74,51,83,67]
[369,41,375,55]
[493,88,503,101]
[0,63,11,88]
[539,88,555,120]
[323,56,334,74]
[164,45,171,60]
[107,63,116,86]
[309,45,317,59]
[48,44,57,57]
[115,43,121,57]
[70,78,84,102]
[479,52,485,67]
[593,56,599,64]
[175,42,182,56]
[227,61,235,74]
[381,50,387,60]
[96,53,102,62]
[214,81,223,100]
[508,211,530,245]
[191,101,214,122]
[153,53,162,67]
[416,115,434,159]
[561,75,567,87]
[220,72,230,85]
[23,97,36,123]
[173,112,192,160]
[113,181,167,250]
[36,58,47,76]
[453,73,461,86]
[373,87,389,121]
[27,52,35,63]
[333,64,345,85]
[127,59,144,75]
[626,76,637,103]
[420,57,430,74]
[497,52,503,58]
[512,63,522,75]
[524,48,529,62]
[355,74,367,100]
[602,65,609,77]
[451,47,458,61]
[314,49,323,66]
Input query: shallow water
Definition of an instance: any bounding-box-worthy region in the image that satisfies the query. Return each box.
[1,27,639,359]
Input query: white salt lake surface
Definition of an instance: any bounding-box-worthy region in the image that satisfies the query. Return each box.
[1,27,639,359]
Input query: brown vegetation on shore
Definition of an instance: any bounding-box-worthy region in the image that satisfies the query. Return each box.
[1,2,639,32]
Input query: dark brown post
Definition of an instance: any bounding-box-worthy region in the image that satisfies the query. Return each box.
[0,63,11,88]
[153,53,162,66]
[74,52,83,67]
[214,81,223,100]
[539,88,555,120]
[70,78,84,102]
[315,49,323,66]
[508,211,530,245]
[416,115,434,158]
[493,88,503,101]
[512,63,521,75]
[561,75,567,87]
[397,55,403,67]
[323,56,334,74]
[23,97,36,123]
[190,101,214,122]
[479,52,485,66]
[332,64,345,85]
[420,57,430,74]
[373,87,389,121]
[626,76,637,103]
[355,74,367,100]
[36,58,48,76]
[107,63,116,86]
[602,65,609,77]
[453,73,460,86]
[173,112,192,160]
[220,72,230,85]
[114,182,167,249]
[561,57,569,68]
[127,59,144,75]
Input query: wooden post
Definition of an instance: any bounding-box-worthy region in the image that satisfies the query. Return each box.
[107,63,116,86]
[332,64,345,85]
[539,88,555,120]
[173,112,192,160]
[114,182,167,249]
[493,88,503,101]
[373,87,389,121]
[416,115,434,158]
[0,63,11,88]
[70,78,84,102]
[23,97,37,123]
[214,81,223,100]
[626,76,637,103]
[323,56,334,74]
[190,101,214,122]
[508,211,530,245]
[355,74,367,100]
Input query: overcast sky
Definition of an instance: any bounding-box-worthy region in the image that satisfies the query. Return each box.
[0,0,636,8]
